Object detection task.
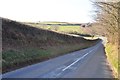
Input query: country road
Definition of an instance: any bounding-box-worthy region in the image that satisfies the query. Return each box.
[2,40,113,78]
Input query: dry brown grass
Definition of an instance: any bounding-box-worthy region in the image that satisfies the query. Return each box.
[105,43,118,78]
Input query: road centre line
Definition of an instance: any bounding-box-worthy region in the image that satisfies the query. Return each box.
[62,45,100,71]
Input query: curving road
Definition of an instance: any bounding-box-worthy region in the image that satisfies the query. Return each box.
[2,40,113,78]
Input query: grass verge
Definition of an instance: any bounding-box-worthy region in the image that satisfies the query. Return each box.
[105,43,119,78]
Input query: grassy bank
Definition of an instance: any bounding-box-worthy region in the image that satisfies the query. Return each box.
[2,42,98,73]
[105,43,119,78]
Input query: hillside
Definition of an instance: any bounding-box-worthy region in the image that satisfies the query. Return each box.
[2,18,100,73]
[3,19,87,51]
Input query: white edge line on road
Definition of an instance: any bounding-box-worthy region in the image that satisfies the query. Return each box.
[62,45,100,71]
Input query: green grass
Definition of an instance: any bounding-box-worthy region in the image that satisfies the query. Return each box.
[58,26,83,33]
[40,21,68,24]
[2,49,51,68]
[105,43,118,78]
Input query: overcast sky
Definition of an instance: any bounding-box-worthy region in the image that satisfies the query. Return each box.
[0,0,94,23]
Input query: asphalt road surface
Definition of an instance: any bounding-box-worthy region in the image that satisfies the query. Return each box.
[2,41,113,78]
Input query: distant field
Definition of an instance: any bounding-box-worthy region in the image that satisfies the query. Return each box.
[25,22,83,34]
[58,26,83,33]
[39,21,69,24]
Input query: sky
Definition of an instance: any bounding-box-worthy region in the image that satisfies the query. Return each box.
[0,0,94,23]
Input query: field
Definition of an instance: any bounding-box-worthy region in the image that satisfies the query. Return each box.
[57,26,83,33]
[2,18,100,73]
[25,22,83,34]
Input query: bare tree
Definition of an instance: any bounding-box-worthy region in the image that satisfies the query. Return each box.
[92,1,120,43]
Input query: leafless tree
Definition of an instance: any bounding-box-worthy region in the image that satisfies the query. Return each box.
[92,1,120,43]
